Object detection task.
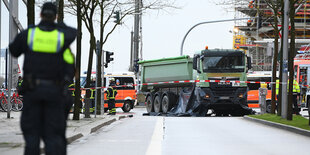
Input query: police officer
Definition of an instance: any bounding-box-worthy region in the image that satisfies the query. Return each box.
[17,76,23,93]
[105,78,118,115]
[89,78,96,113]
[276,79,301,115]
[292,79,301,115]
[9,2,76,155]
[66,82,75,117]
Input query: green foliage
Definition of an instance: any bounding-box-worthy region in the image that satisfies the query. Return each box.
[249,114,310,131]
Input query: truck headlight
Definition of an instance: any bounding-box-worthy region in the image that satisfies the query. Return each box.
[205,94,210,99]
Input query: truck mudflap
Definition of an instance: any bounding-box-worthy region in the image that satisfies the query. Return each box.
[143,86,255,117]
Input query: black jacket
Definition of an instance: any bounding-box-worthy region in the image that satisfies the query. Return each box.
[9,20,77,81]
[105,83,118,99]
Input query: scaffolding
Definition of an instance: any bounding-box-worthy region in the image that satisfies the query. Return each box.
[230,0,310,71]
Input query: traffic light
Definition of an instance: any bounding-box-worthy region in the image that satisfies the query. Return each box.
[134,59,139,73]
[105,51,114,68]
[113,11,120,24]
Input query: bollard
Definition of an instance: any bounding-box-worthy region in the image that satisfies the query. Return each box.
[259,83,268,114]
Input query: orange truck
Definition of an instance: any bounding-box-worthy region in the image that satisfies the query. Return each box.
[247,71,272,111]
[102,72,136,112]
[80,72,136,112]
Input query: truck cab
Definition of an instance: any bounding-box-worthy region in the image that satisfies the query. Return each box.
[192,49,252,115]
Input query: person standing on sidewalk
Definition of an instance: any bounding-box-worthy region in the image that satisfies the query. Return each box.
[105,78,117,115]
[276,79,301,115]
[89,78,96,114]
[9,2,76,155]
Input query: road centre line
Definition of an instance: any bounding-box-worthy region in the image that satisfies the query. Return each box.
[146,117,164,155]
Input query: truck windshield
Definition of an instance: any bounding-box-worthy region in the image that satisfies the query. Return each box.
[202,55,244,73]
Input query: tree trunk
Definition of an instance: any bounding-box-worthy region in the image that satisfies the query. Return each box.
[271,3,280,114]
[96,2,105,115]
[27,0,35,26]
[57,0,64,23]
[73,0,82,120]
[85,33,96,99]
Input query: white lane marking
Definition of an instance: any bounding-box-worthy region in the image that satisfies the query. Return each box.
[146,117,163,155]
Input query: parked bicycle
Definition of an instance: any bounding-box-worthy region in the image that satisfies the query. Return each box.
[0,89,9,111]
[0,89,23,112]
[11,91,23,111]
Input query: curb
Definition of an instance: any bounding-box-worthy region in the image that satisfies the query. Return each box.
[69,114,134,144]
[67,133,83,144]
[90,118,117,133]
[243,116,310,137]
[119,114,134,120]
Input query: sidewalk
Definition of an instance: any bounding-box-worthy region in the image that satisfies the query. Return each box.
[0,111,132,155]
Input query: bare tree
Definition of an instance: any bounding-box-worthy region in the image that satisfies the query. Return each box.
[287,0,305,120]
[261,0,282,114]
[57,0,64,22]
[27,0,35,25]
[73,0,83,120]
[66,0,177,115]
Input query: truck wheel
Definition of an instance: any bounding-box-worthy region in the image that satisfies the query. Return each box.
[162,95,169,113]
[162,93,176,113]
[122,100,132,112]
[154,95,162,113]
[146,95,154,113]
[266,101,271,113]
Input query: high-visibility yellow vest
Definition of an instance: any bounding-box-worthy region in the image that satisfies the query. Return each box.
[276,79,300,95]
[90,89,96,99]
[18,80,23,87]
[27,27,64,53]
[106,87,117,99]
[63,48,74,64]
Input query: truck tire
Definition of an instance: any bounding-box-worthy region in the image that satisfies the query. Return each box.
[122,100,132,112]
[146,94,154,113]
[154,94,162,113]
[162,92,176,113]
[266,101,271,113]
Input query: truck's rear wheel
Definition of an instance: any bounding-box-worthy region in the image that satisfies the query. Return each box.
[146,95,154,113]
[162,95,169,113]
[154,95,162,113]
[162,93,176,113]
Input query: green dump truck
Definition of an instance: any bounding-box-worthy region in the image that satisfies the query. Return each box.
[139,49,252,116]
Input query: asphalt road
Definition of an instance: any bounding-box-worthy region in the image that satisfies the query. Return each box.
[68,107,310,155]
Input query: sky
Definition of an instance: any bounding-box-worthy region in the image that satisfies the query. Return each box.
[0,0,235,75]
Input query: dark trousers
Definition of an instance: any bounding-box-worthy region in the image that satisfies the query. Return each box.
[91,98,95,108]
[293,94,300,114]
[276,94,300,114]
[89,98,95,113]
[21,84,66,155]
[108,99,115,114]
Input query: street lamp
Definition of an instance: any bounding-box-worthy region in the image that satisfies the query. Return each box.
[180,17,255,56]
